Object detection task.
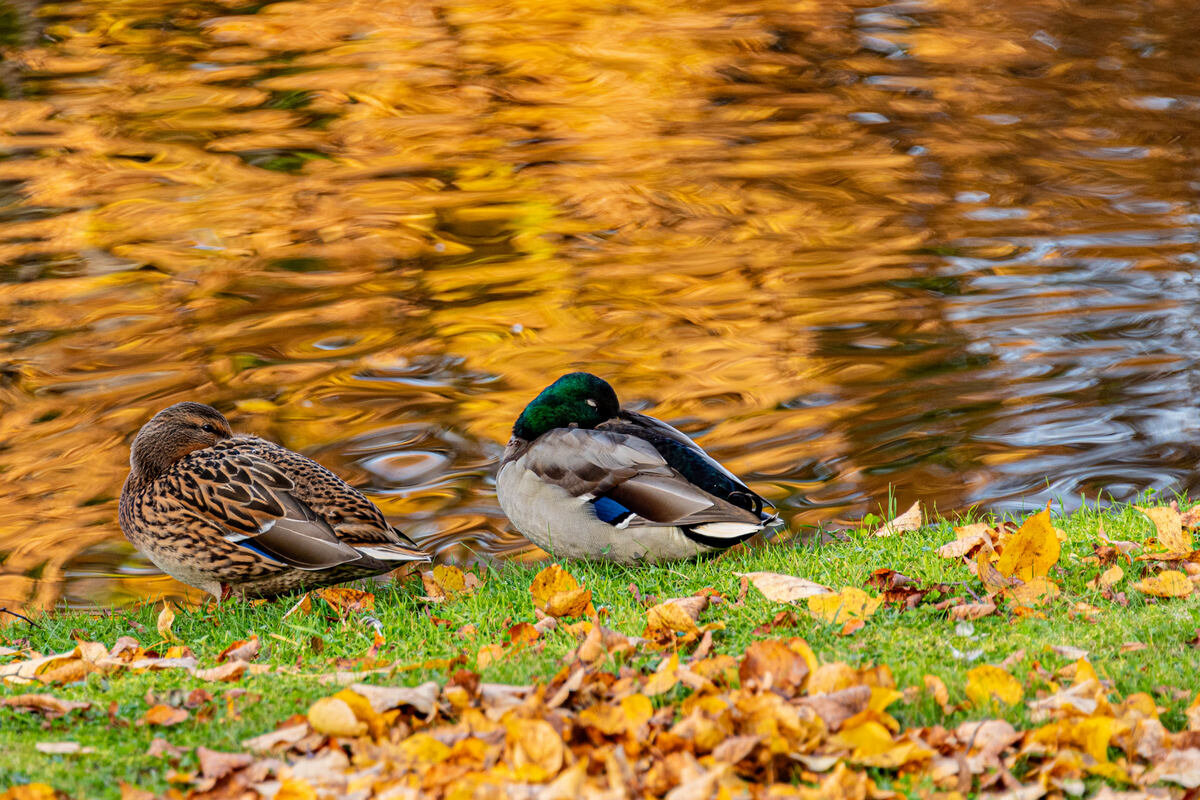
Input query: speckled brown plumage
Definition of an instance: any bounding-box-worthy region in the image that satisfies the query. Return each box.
[118,402,429,599]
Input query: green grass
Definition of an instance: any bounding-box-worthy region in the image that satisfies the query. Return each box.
[2,499,1199,798]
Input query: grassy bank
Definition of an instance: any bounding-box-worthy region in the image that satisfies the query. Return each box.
[2,500,1199,798]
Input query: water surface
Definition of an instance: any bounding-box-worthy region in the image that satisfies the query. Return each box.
[1,0,1199,610]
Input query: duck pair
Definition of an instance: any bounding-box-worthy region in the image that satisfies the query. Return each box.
[119,373,780,599]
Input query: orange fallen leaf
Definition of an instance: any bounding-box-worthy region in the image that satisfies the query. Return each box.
[156,602,178,643]
[314,588,375,614]
[1088,564,1124,591]
[738,639,810,692]
[141,704,188,727]
[217,634,260,663]
[421,565,484,602]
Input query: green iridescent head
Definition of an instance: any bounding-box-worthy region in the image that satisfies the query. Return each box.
[512,372,621,440]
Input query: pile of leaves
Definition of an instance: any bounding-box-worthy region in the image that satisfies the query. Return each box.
[4,504,1200,800]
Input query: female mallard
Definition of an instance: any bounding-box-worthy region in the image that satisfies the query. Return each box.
[119,402,429,599]
[497,373,780,563]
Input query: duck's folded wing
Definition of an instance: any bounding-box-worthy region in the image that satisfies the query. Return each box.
[227,436,425,553]
[521,428,765,530]
[172,451,372,570]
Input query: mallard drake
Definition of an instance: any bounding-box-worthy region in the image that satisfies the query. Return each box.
[118,402,429,599]
[497,373,781,563]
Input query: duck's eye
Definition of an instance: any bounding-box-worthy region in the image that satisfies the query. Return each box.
[200,423,218,434]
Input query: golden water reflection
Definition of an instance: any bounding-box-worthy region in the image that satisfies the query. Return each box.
[2,0,1200,610]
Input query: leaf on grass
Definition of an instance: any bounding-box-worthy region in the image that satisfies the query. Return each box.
[808,587,882,625]
[506,718,565,777]
[1008,577,1060,607]
[156,602,178,643]
[314,588,375,614]
[949,601,996,621]
[1134,570,1193,598]
[1137,504,1193,555]
[872,501,922,537]
[530,564,594,618]
[348,682,438,715]
[644,595,710,642]
[995,506,1060,581]
[1,694,91,718]
[1050,645,1089,660]
[307,696,366,737]
[1088,564,1124,591]
[34,741,92,755]
[737,571,833,603]
[923,675,954,714]
[141,704,188,727]
[196,747,253,780]
[937,523,995,559]
[738,639,810,692]
[965,664,1023,708]
[421,565,484,602]
[217,635,259,664]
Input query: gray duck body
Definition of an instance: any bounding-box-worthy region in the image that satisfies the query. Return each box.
[497,374,780,564]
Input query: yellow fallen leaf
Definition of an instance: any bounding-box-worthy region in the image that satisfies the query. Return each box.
[937,523,995,559]
[506,718,565,776]
[530,564,594,618]
[808,587,882,625]
[1088,564,1123,590]
[421,565,483,602]
[306,697,366,737]
[156,602,178,643]
[314,588,375,614]
[965,664,1023,708]
[995,506,1060,581]
[923,674,954,713]
[1008,577,1060,606]
[1134,570,1192,598]
[1137,504,1192,554]
[643,653,680,696]
[274,780,317,800]
[872,501,922,537]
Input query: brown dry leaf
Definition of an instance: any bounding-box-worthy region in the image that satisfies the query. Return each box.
[738,638,810,692]
[282,594,313,620]
[949,601,996,621]
[1134,569,1193,598]
[196,747,253,780]
[348,682,438,715]
[140,704,188,727]
[937,522,994,559]
[193,661,247,682]
[118,783,155,800]
[995,506,1060,581]
[306,696,366,737]
[314,588,375,614]
[737,571,833,603]
[1050,645,1089,660]
[1137,504,1193,555]
[808,587,882,625]
[156,602,178,643]
[872,500,922,537]
[965,664,1023,708]
[217,635,260,664]
[420,565,484,602]
[923,674,954,714]
[530,564,595,618]
[241,724,309,753]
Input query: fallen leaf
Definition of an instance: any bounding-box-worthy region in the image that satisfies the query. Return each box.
[306,696,366,737]
[737,571,833,603]
[949,601,996,621]
[156,602,178,643]
[965,664,1023,708]
[140,704,188,727]
[1050,645,1089,660]
[995,506,1060,581]
[217,635,259,663]
[196,747,253,780]
[738,639,809,692]
[34,742,92,754]
[314,588,375,614]
[1134,570,1193,598]
[1,694,91,718]
[938,523,995,559]
[530,564,594,618]
[421,565,484,602]
[1138,504,1193,555]
[644,595,710,642]
[808,587,882,625]
[872,501,922,537]
[1088,564,1124,591]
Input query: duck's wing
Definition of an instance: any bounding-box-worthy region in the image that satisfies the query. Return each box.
[520,427,770,544]
[168,439,426,569]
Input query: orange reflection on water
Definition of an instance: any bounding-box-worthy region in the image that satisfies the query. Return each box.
[1,0,1200,610]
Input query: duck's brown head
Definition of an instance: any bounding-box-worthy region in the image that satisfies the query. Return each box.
[129,402,233,480]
